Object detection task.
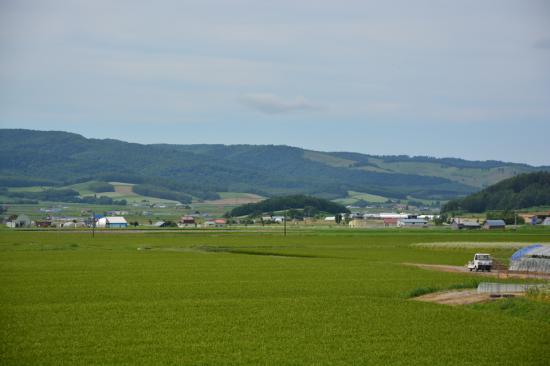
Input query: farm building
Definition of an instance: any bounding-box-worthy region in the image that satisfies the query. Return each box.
[383,218,398,227]
[272,216,285,223]
[483,219,506,230]
[519,213,537,224]
[349,219,369,228]
[397,218,428,228]
[418,214,435,220]
[96,216,128,228]
[203,219,226,228]
[5,214,32,228]
[62,221,86,228]
[451,219,481,230]
[519,212,550,225]
[106,210,129,216]
[509,245,550,273]
[379,213,408,219]
[180,216,195,224]
[324,216,336,222]
[214,219,226,227]
[179,216,196,227]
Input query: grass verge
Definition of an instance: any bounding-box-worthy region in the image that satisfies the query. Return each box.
[468,297,550,324]
[403,279,481,298]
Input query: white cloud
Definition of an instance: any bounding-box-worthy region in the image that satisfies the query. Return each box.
[240,93,321,114]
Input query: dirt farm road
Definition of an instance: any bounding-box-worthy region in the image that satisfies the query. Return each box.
[403,263,550,280]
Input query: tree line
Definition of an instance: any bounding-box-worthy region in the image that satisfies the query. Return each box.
[442,171,550,213]
[229,195,349,217]
[1,188,127,205]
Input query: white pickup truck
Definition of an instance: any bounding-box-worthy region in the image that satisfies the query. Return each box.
[467,253,493,272]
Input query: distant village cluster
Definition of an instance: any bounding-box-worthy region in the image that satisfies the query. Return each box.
[4,207,550,230]
[3,211,228,229]
[346,212,550,229]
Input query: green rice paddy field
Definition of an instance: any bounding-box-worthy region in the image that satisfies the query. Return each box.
[1,229,549,365]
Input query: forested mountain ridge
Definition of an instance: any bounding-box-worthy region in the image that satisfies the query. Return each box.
[442,172,550,213]
[1,129,547,201]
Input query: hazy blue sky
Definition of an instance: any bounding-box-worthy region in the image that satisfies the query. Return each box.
[1,0,549,165]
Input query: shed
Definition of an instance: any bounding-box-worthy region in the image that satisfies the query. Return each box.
[379,213,408,219]
[483,219,506,230]
[543,217,550,226]
[452,220,481,230]
[509,244,550,273]
[272,216,285,223]
[383,218,398,227]
[62,221,86,228]
[6,214,32,228]
[214,219,226,227]
[397,218,428,228]
[180,216,196,225]
[96,216,128,228]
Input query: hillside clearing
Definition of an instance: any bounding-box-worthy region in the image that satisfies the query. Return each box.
[204,193,264,206]
[110,182,136,195]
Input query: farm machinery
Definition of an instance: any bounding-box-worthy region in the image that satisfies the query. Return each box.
[467,253,493,272]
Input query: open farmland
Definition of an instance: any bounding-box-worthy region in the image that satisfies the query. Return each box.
[1,230,549,365]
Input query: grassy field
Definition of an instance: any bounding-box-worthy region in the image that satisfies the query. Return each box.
[2,184,265,218]
[1,229,549,365]
[216,192,265,200]
[334,191,389,205]
[334,190,442,207]
[301,150,531,189]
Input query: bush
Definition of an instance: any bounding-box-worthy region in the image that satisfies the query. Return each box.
[88,182,114,193]
[403,286,440,298]
[486,210,525,225]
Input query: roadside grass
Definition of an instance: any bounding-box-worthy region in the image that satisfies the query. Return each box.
[469,297,550,324]
[402,279,482,298]
[411,241,548,249]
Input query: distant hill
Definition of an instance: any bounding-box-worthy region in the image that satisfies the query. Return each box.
[229,195,349,217]
[442,172,550,213]
[1,129,548,201]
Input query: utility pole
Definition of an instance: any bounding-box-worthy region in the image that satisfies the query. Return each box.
[284,211,287,237]
[92,211,95,238]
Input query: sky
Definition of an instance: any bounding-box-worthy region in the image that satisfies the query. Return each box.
[1,0,549,165]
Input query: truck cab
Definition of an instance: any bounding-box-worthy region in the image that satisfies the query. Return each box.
[467,253,493,272]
